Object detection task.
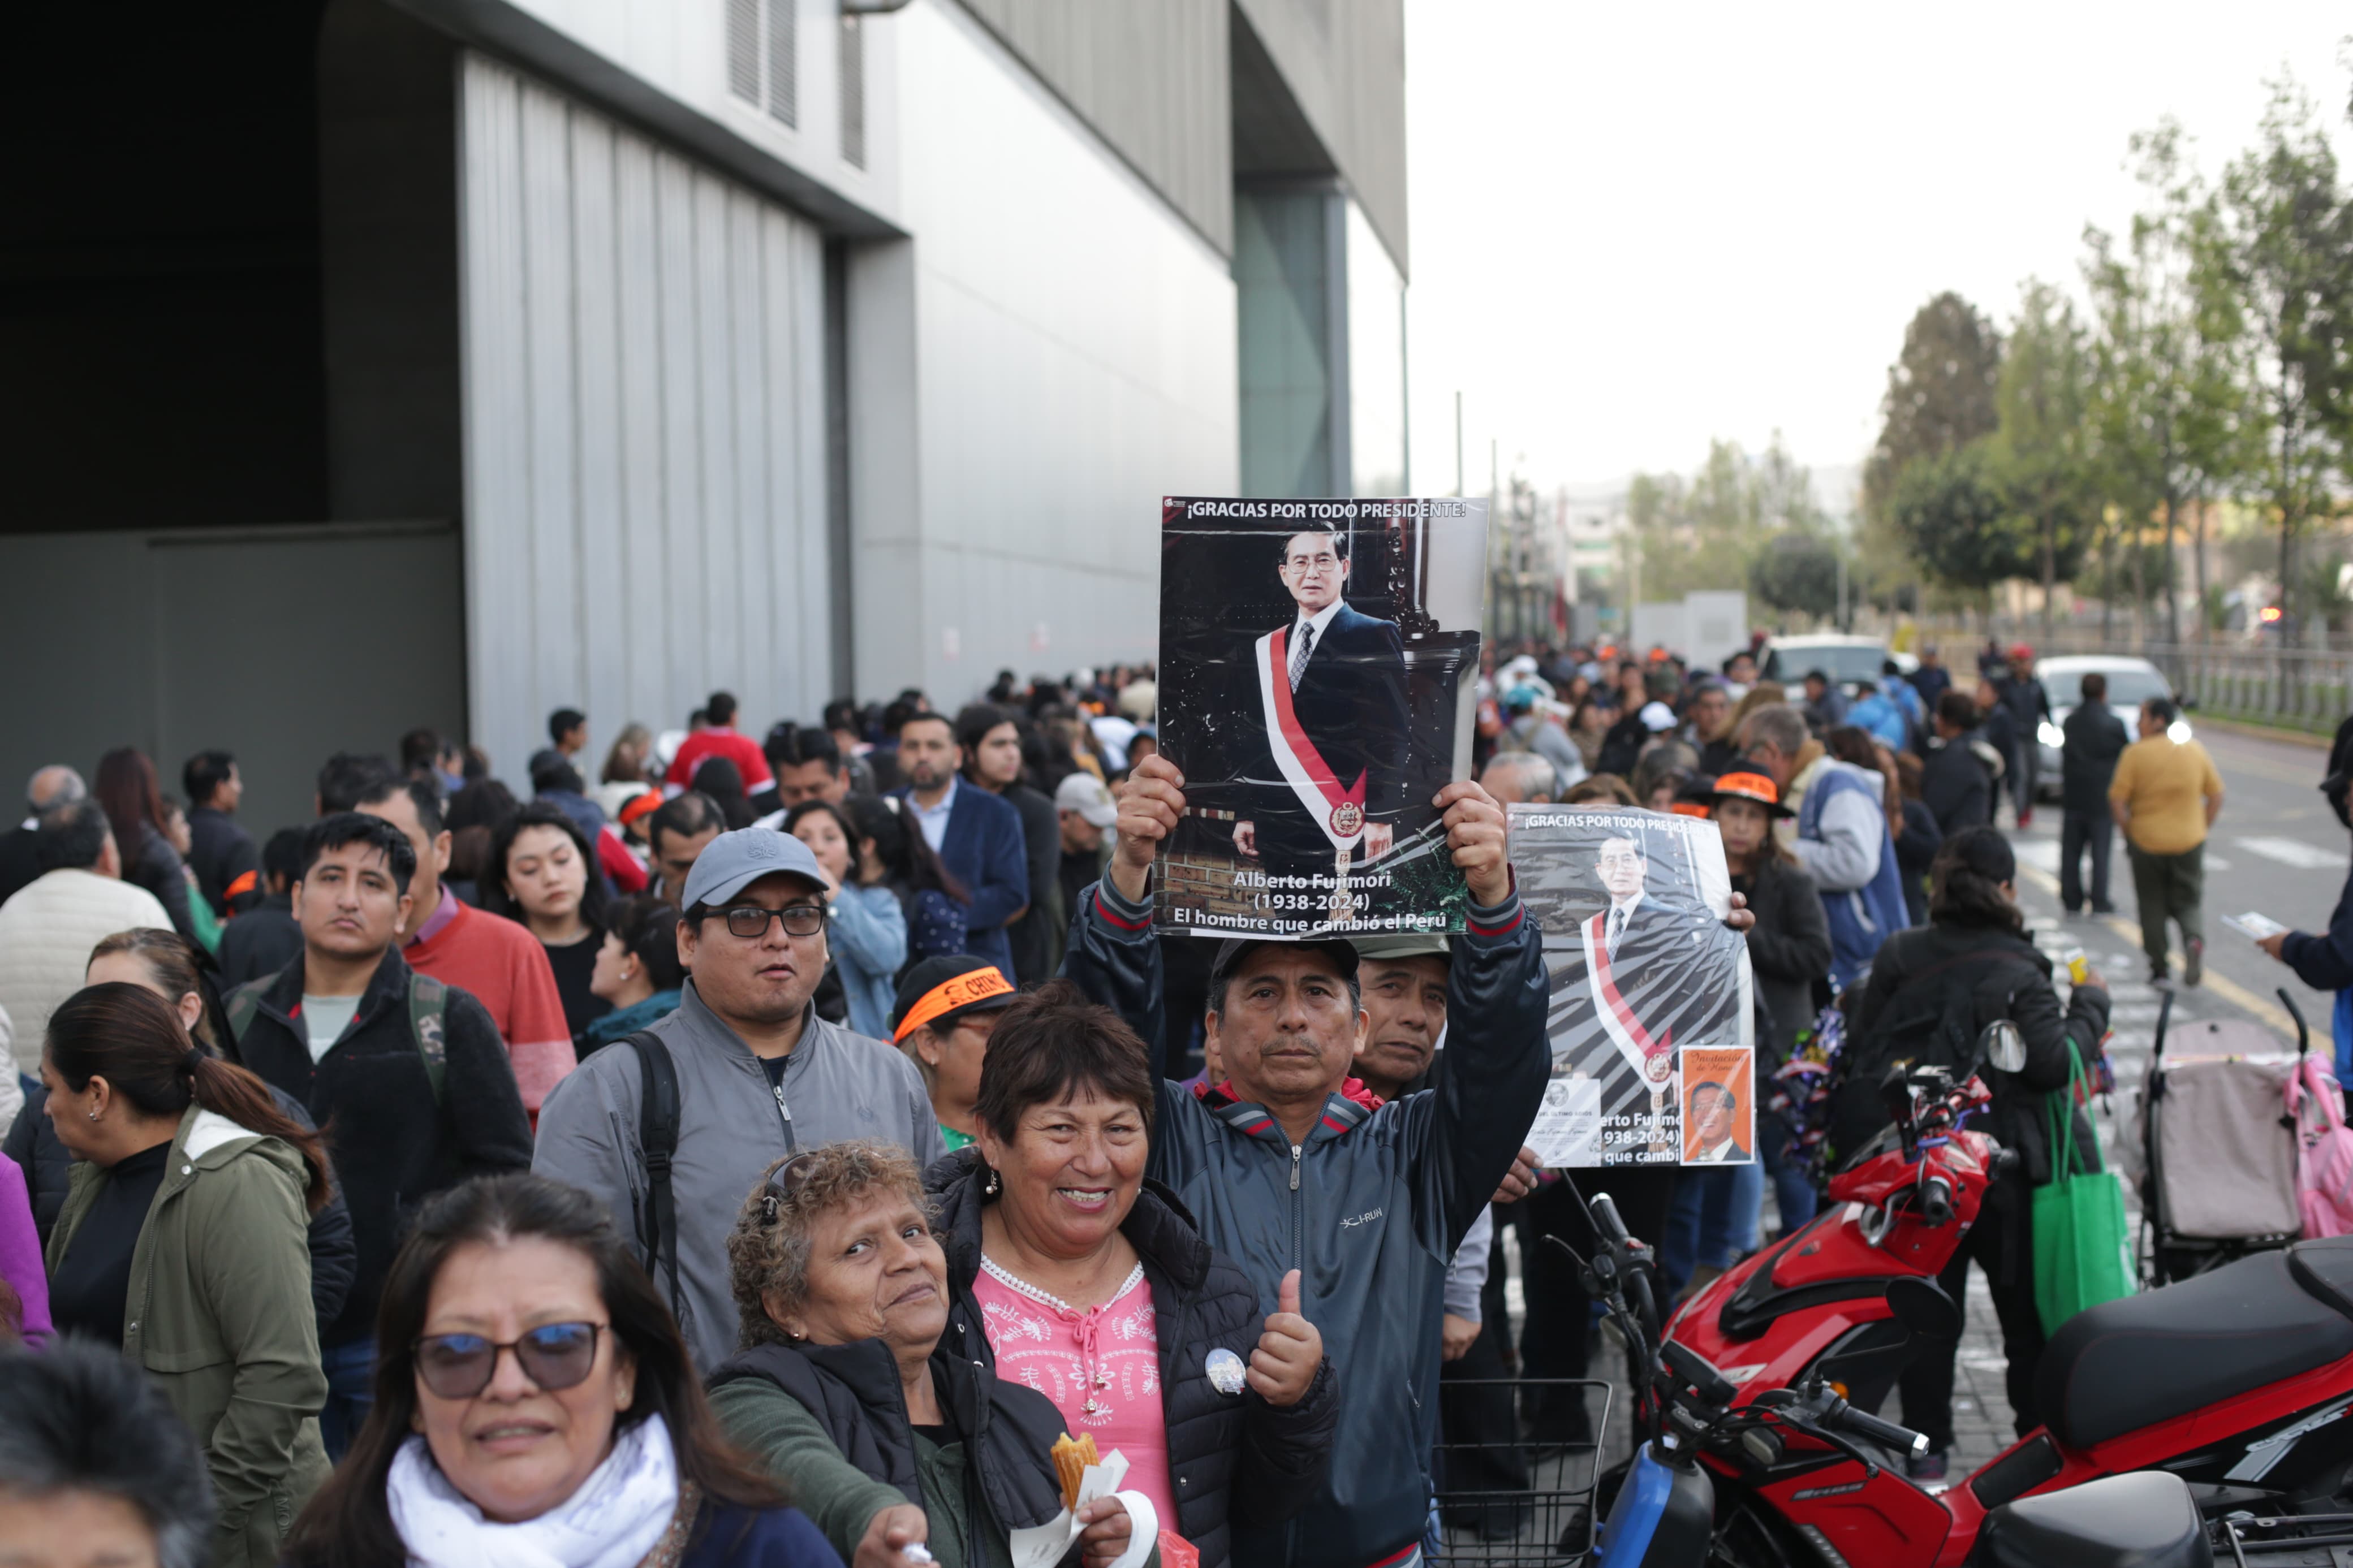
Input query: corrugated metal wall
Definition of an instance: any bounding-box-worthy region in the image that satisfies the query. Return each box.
[952,0,1231,254]
[459,51,830,776]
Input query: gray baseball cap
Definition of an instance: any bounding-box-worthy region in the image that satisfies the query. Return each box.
[1054,771,1119,828]
[679,827,829,910]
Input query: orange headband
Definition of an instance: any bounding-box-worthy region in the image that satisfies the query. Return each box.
[893,967,1014,1042]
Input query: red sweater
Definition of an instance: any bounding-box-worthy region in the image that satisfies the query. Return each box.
[669,726,773,790]
[406,896,575,1113]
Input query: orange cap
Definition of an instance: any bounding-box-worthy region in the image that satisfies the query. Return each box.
[1705,771,1794,818]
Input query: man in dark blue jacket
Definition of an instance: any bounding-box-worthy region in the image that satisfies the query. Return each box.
[2059,672,2130,914]
[1065,752,1547,1568]
[897,711,1029,980]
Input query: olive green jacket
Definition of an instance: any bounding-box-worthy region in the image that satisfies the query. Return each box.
[48,1105,330,1568]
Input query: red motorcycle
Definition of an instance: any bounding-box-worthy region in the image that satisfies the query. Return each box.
[1640,1021,2353,1567]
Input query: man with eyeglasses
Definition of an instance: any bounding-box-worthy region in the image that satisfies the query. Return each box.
[535,827,944,1371]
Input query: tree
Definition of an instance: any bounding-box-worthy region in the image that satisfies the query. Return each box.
[1861,292,2005,616]
[2216,77,2353,643]
[1992,279,2094,644]
[1890,442,2057,612]
[2086,120,2273,651]
[1749,530,1842,620]
[1863,292,2004,525]
[1629,435,1834,609]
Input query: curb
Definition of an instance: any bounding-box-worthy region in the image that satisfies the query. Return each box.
[2190,714,2334,750]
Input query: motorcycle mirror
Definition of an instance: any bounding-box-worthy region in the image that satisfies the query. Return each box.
[1885,1276,1962,1341]
[1980,1020,2027,1075]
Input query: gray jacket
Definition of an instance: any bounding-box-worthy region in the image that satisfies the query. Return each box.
[533,981,944,1370]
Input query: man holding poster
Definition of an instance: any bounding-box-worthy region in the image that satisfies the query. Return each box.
[1232,524,1411,902]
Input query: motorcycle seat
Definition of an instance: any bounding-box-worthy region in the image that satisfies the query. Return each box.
[2037,1249,2353,1452]
[2287,1235,2353,1319]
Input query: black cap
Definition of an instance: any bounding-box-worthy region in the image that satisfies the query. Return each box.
[1208,938,1360,988]
[889,954,1018,1037]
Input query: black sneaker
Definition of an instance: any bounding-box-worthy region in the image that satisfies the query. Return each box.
[1907,1450,1950,1483]
[2184,938,2204,988]
[2149,965,2172,988]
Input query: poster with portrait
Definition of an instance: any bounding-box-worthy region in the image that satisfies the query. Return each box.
[1154,496,1489,939]
[1510,805,1755,1167]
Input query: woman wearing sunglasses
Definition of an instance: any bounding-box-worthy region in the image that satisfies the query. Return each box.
[40,982,334,1568]
[285,1173,841,1568]
[711,1141,1150,1568]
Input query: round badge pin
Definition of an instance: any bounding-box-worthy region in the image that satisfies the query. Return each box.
[1205,1347,1247,1397]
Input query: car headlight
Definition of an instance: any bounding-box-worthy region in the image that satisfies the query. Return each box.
[2167,719,2193,744]
[2039,722,2064,748]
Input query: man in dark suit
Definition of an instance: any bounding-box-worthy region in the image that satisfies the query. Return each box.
[0,765,85,908]
[1687,1080,1749,1163]
[1575,833,1743,1109]
[1231,525,1411,899]
[2060,671,2130,914]
[896,711,1029,981]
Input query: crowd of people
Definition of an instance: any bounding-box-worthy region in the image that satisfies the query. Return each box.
[0,638,2286,1566]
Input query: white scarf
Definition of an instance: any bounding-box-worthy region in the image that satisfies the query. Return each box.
[387,1411,681,1568]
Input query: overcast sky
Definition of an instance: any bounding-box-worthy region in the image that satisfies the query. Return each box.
[1399,3,2351,511]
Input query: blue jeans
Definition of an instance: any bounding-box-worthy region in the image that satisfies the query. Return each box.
[1760,1124,1819,1235]
[1660,1163,1763,1298]
[318,1337,377,1460]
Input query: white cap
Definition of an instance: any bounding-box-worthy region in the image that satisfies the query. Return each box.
[1055,772,1119,828]
[1639,701,1678,733]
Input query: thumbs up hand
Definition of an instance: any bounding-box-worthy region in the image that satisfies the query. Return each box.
[1247,1269,1323,1407]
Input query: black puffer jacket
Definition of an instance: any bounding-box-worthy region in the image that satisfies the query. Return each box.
[1846,921,2110,1185]
[926,1151,1338,1568]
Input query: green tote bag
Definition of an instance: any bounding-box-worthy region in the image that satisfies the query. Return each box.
[2032,1038,2135,1336]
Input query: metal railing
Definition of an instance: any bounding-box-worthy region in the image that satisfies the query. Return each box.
[1944,634,2353,733]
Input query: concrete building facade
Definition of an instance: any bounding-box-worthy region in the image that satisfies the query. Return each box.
[0,0,1406,828]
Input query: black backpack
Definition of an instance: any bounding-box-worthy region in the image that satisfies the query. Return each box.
[1822,948,2039,1169]
[624,1030,686,1320]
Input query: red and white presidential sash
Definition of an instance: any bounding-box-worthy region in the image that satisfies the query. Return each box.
[1255,627,1369,850]
[1581,908,1675,1084]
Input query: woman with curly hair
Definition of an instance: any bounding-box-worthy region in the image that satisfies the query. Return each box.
[711,1141,1150,1568]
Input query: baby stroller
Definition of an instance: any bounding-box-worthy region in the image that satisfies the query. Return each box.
[2127,987,2311,1285]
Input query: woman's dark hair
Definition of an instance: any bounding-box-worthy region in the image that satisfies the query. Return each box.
[443,779,519,892]
[444,778,517,836]
[1929,826,2024,934]
[695,758,756,830]
[843,794,970,906]
[480,804,609,932]
[46,983,331,1213]
[782,798,861,878]
[602,895,685,993]
[87,928,231,1055]
[285,1174,784,1568]
[973,980,1156,1147]
[93,748,170,870]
